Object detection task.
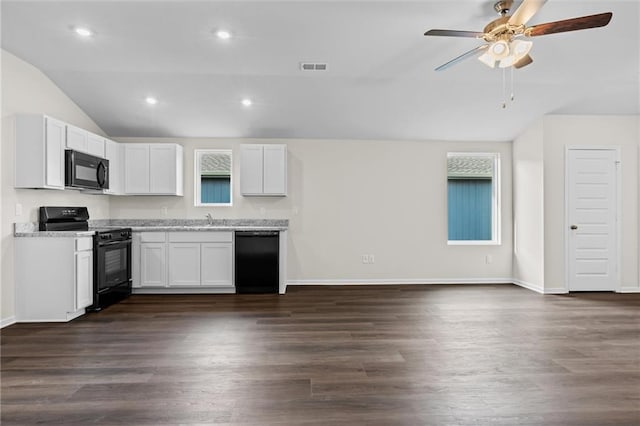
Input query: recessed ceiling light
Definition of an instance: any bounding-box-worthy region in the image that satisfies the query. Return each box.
[145,97,158,105]
[241,98,252,107]
[216,30,231,40]
[74,27,93,37]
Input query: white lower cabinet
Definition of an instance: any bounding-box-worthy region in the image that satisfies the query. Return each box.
[15,236,93,322]
[201,243,233,286]
[133,231,233,292]
[141,243,167,287]
[138,232,167,287]
[169,243,201,286]
[75,249,93,310]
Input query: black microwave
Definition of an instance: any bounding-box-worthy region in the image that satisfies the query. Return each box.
[65,150,109,190]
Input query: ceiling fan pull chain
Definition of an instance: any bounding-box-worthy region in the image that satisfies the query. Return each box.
[501,67,507,109]
[510,66,515,102]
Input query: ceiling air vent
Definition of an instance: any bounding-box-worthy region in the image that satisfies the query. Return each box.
[300,62,328,71]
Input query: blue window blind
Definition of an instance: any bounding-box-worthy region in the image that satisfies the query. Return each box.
[448,179,492,240]
[201,177,230,204]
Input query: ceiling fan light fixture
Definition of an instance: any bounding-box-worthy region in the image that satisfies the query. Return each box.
[478,52,497,68]
[478,40,510,68]
[490,40,509,59]
[499,39,533,68]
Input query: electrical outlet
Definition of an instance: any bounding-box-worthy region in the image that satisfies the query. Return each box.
[260,207,266,216]
[15,203,23,216]
[161,206,168,216]
[485,254,492,264]
[369,254,375,264]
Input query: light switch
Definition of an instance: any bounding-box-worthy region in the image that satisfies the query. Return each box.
[15,203,23,216]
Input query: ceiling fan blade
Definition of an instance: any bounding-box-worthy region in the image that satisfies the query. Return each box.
[526,12,613,37]
[508,0,547,26]
[424,29,484,38]
[435,44,489,71]
[513,54,533,69]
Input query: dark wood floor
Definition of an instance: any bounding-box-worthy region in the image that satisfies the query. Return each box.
[2,285,639,425]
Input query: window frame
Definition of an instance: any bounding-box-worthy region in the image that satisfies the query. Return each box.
[194,149,233,207]
[446,152,501,246]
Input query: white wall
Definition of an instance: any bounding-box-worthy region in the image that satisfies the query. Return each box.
[512,118,544,292]
[1,50,110,325]
[111,138,514,284]
[542,115,639,293]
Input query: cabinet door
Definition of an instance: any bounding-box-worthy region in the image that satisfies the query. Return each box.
[104,140,122,195]
[263,145,287,195]
[201,243,233,286]
[45,117,66,189]
[149,144,179,194]
[66,125,88,152]
[169,243,201,286]
[240,145,264,195]
[87,133,106,158]
[140,243,166,287]
[75,250,93,310]
[124,144,150,194]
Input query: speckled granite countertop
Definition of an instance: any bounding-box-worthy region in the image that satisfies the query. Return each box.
[14,219,288,237]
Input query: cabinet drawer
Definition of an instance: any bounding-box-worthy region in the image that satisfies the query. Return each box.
[76,237,93,251]
[140,232,166,243]
[168,231,232,243]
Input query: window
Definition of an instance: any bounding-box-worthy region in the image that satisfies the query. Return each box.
[447,153,500,245]
[195,150,232,206]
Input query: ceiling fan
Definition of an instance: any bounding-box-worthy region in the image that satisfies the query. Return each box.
[424,0,613,71]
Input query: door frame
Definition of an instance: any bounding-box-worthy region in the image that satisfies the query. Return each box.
[564,146,622,292]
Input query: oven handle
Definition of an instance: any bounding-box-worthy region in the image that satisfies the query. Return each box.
[97,240,132,248]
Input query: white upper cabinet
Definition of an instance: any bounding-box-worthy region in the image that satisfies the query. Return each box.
[124,143,183,195]
[240,144,287,196]
[86,132,106,158]
[124,144,150,194]
[150,144,183,195]
[104,139,123,195]
[66,125,106,158]
[15,114,65,189]
[263,145,287,195]
[240,145,264,195]
[65,124,88,152]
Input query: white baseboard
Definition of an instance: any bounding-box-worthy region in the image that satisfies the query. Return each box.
[287,278,514,286]
[1,316,16,328]
[132,287,236,294]
[619,286,640,293]
[543,287,569,294]
[513,279,544,294]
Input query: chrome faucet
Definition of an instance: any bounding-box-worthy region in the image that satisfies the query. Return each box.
[205,213,214,225]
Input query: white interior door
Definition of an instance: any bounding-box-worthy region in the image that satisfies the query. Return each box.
[567,148,619,291]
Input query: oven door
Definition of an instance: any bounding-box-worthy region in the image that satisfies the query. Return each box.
[95,240,131,292]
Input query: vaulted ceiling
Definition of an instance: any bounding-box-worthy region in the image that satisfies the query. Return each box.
[2,1,638,141]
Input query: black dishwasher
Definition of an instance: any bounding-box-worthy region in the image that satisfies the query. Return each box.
[235,231,279,294]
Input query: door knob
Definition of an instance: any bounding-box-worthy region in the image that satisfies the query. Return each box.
[570,225,578,230]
